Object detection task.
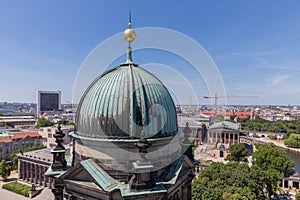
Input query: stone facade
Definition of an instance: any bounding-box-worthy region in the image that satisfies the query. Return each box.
[207,121,241,145]
[207,129,240,145]
[0,131,43,154]
[18,148,54,188]
[38,125,72,148]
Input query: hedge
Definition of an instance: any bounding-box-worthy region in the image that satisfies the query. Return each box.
[2,181,31,197]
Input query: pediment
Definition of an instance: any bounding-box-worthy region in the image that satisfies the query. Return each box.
[59,159,118,192]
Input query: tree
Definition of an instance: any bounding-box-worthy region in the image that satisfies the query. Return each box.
[268,134,277,140]
[4,122,13,128]
[215,115,224,123]
[252,144,294,174]
[192,144,295,200]
[295,191,300,200]
[35,118,54,128]
[241,118,300,134]
[8,145,46,170]
[284,134,300,148]
[252,144,294,199]
[225,143,249,162]
[57,120,68,125]
[0,160,11,180]
[67,121,75,126]
[228,194,248,200]
[192,162,265,200]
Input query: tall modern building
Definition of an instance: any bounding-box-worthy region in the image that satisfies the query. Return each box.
[45,20,194,200]
[37,90,61,116]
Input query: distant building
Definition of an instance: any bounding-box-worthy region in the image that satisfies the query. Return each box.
[193,160,210,177]
[281,172,300,192]
[0,116,37,127]
[37,90,61,116]
[177,115,208,145]
[207,121,241,145]
[38,125,73,148]
[0,131,43,154]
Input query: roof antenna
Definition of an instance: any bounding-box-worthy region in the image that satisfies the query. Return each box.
[128,10,132,28]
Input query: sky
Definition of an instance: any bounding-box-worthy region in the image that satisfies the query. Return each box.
[0,0,299,105]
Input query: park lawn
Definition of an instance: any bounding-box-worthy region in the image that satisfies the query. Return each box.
[2,181,31,197]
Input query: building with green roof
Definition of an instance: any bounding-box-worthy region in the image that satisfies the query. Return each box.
[208,121,241,145]
[45,18,194,200]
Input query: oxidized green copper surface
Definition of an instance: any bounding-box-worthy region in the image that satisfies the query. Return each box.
[209,121,241,131]
[75,63,178,139]
[80,159,117,191]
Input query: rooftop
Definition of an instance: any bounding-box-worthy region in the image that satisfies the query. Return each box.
[21,148,53,162]
[0,131,41,143]
[209,121,241,131]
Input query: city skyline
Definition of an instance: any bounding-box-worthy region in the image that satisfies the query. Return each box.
[0,1,299,105]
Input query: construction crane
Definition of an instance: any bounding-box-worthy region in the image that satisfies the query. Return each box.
[203,93,258,113]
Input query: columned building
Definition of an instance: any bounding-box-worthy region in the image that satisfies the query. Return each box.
[207,121,241,145]
[18,149,54,188]
[45,20,194,200]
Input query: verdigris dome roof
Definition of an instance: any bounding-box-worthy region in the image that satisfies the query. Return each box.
[75,63,178,139]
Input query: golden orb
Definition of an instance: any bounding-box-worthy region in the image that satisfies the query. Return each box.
[123,28,136,42]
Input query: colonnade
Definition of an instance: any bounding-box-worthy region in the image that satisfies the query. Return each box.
[208,131,239,144]
[18,160,53,188]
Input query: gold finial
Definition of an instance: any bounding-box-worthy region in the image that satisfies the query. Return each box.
[123,11,136,64]
[123,10,136,43]
[123,29,136,42]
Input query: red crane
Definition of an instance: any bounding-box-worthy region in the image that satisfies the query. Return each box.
[203,93,258,113]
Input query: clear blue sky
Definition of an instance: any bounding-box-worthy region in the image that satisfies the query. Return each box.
[0,0,299,105]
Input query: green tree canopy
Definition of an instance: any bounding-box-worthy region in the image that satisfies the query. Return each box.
[35,117,54,128]
[284,134,300,148]
[193,144,294,200]
[192,162,265,200]
[9,145,46,170]
[4,122,13,128]
[215,115,225,123]
[0,160,11,180]
[67,121,75,126]
[241,118,300,134]
[268,134,277,140]
[57,120,68,125]
[252,144,294,199]
[295,191,300,200]
[225,143,249,162]
[252,144,294,174]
